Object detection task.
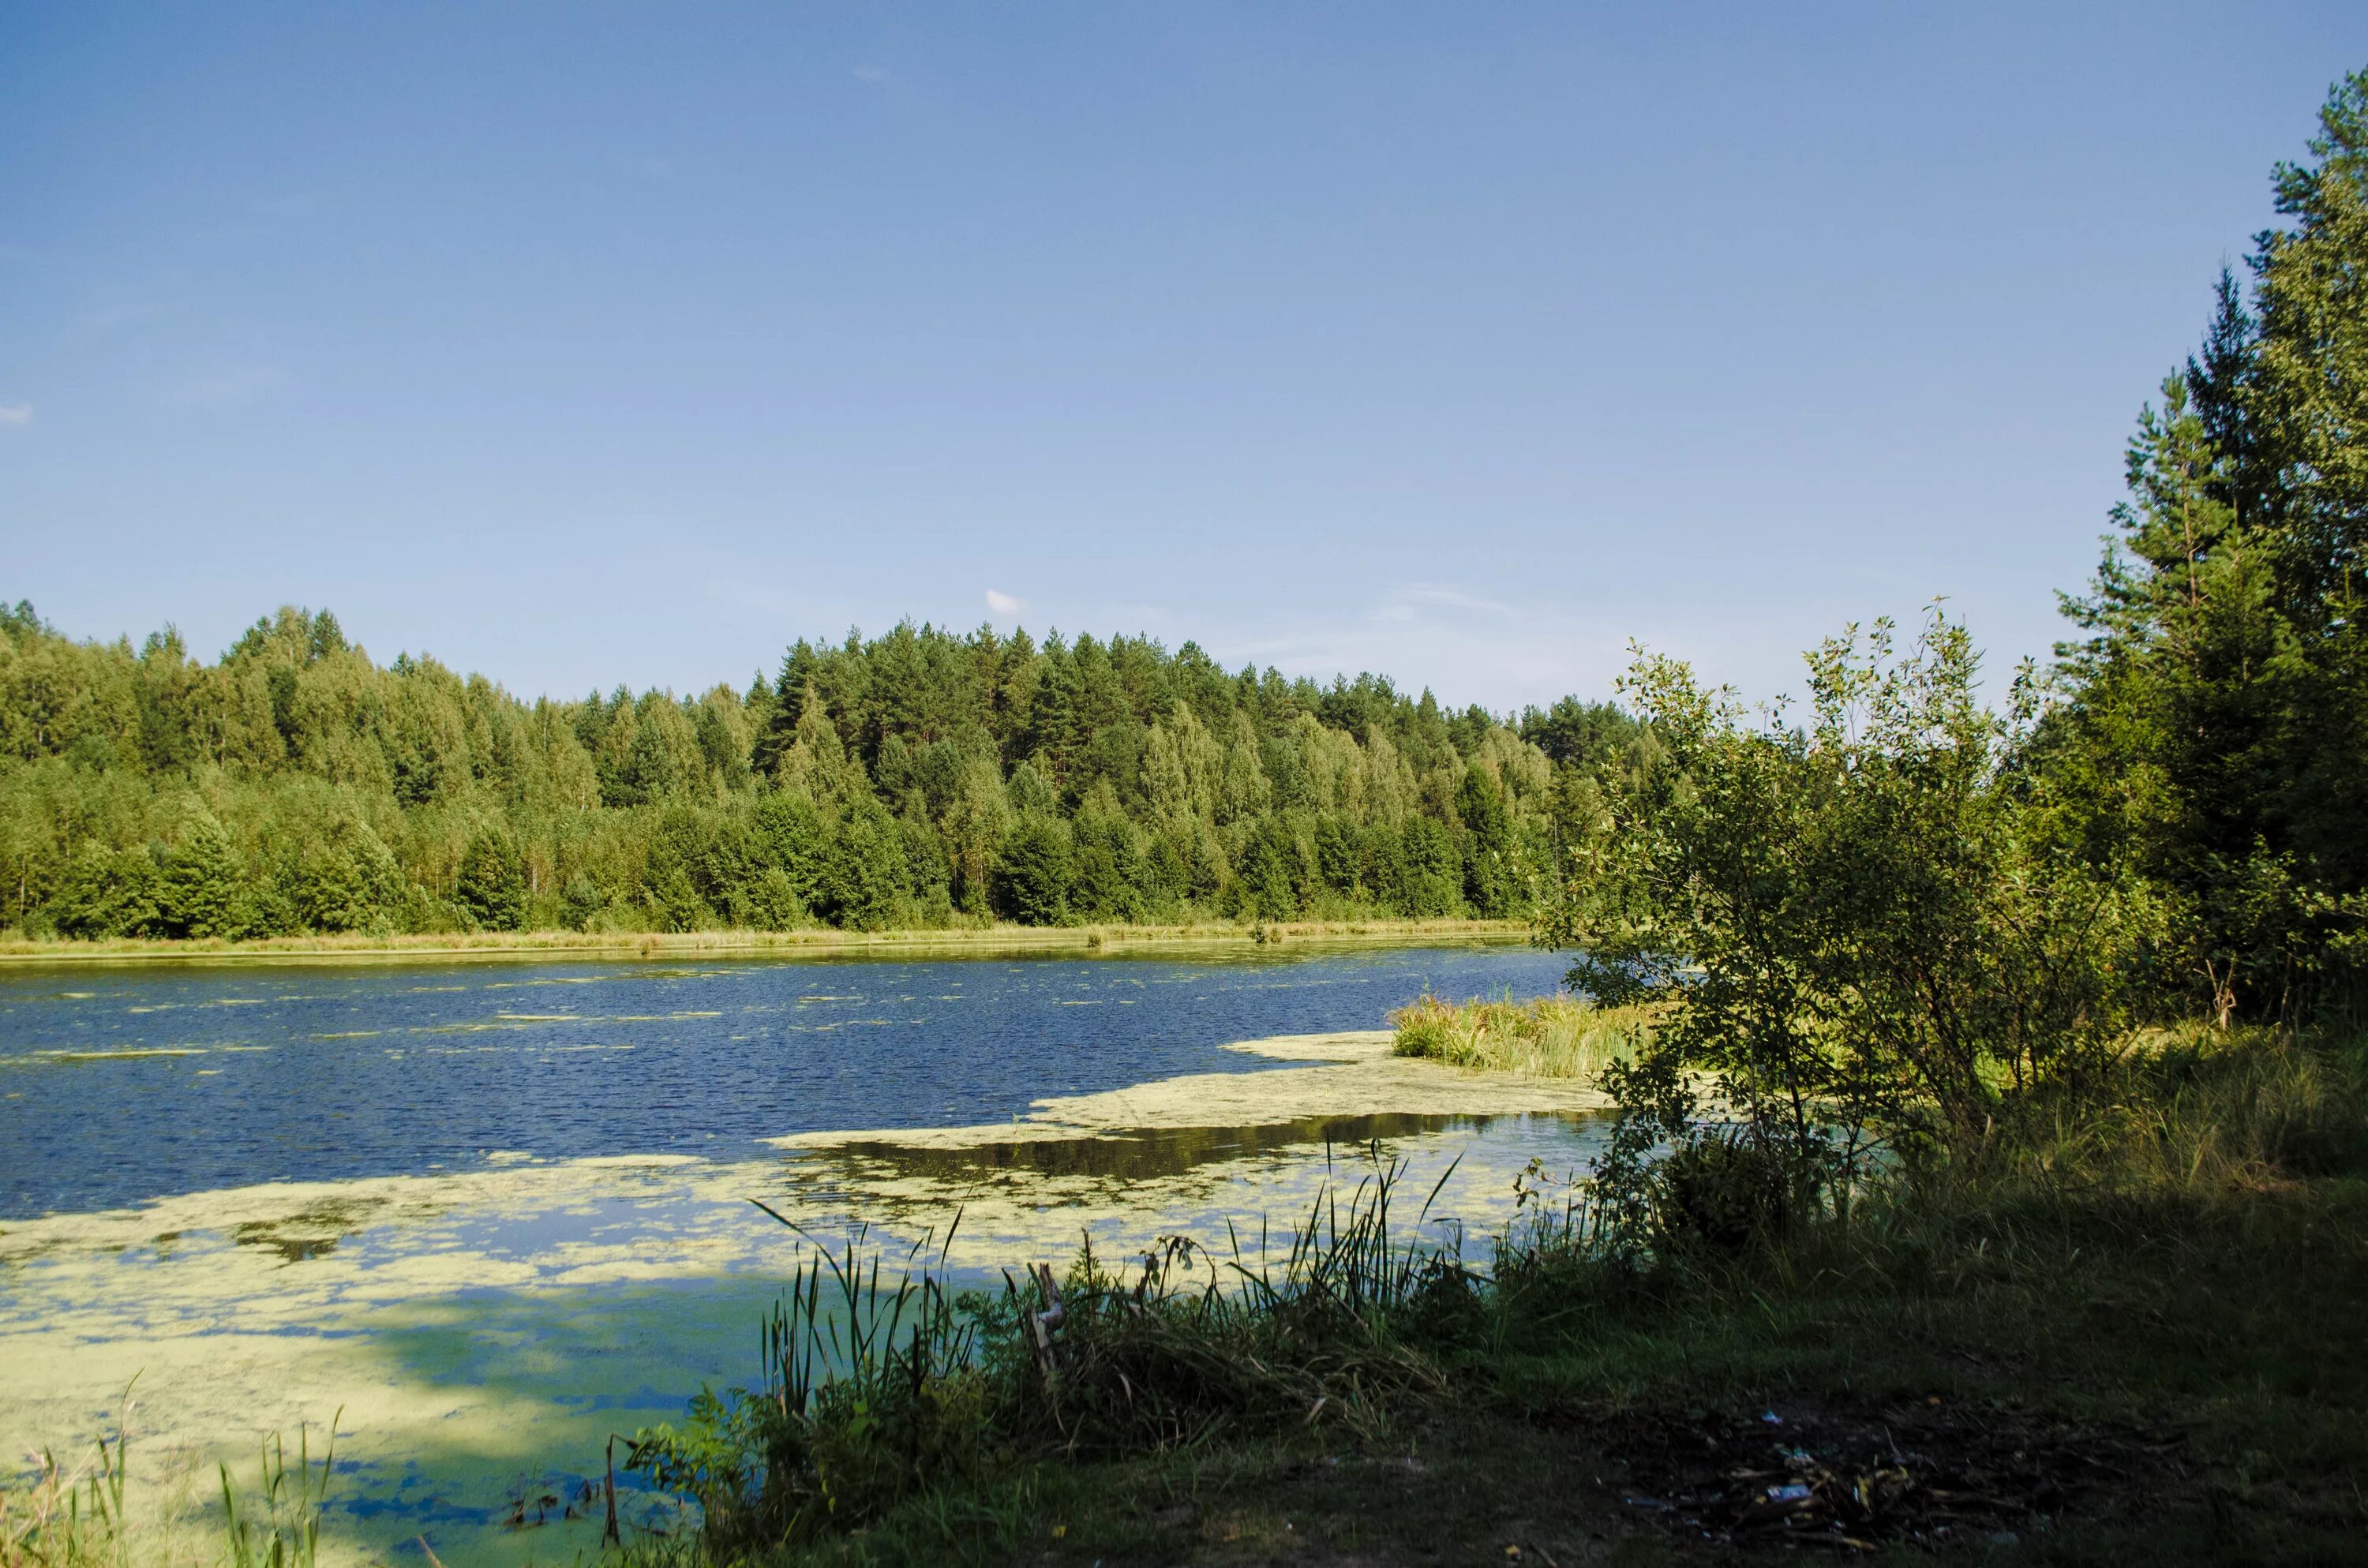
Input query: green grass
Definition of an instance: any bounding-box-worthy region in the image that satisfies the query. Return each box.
[1388,989,1658,1080]
[611,1024,2368,1566]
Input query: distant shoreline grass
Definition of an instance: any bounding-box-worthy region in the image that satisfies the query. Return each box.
[0,917,1530,967]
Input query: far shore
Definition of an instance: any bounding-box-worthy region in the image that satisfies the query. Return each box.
[0,915,1534,967]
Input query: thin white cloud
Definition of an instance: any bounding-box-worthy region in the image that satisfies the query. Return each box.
[0,403,30,426]
[984,589,1023,616]
[1396,583,1519,616]
[852,65,890,84]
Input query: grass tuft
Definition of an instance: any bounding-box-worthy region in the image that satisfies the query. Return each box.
[1388,990,1657,1080]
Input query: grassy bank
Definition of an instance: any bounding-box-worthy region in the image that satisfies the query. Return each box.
[1389,990,1658,1079]
[10,1022,2361,1563]
[0,917,1528,966]
[610,1022,2367,1566]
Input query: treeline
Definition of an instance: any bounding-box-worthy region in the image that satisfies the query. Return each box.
[0,602,1653,940]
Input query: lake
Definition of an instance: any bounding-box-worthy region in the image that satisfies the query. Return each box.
[0,942,1607,1565]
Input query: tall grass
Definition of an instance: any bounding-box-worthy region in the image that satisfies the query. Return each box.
[1388,990,1657,1080]
[620,1154,1473,1557]
[617,1019,2368,1562]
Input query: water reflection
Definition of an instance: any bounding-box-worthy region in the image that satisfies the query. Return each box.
[0,945,1609,1568]
[815,1109,1591,1183]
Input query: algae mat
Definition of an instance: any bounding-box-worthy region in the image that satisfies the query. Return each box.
[0,1032,1609,1566]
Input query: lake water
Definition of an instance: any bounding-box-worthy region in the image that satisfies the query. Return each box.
[0,942,1606,1566]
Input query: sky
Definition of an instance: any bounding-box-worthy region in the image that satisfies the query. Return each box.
[3,5,2364,713]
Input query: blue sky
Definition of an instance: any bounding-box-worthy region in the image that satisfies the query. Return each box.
[3,5,2362,710]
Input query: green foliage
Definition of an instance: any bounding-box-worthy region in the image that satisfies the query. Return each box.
[49,844,160,938]
[294,815,403,934]
[1230,817,1305,922]
[1552,611,2159,1204]
[754,791,830,909]
[558,870,605,931]
[991,818,1074,926]
[155,806,242,937]
[824,802,910,930]
[1396,816,1464,917]
[1456,764,1520,917]
[1069,809,1147,922]
[2044,71,2368,1021]
[0,599,1563,941]
[745,866,807,931]
[454,827,526,931]
[640,821,714,934]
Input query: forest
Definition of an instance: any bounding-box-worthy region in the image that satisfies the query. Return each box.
[599,84,2368,1563]
[0,600,1647,940]
[9,61,2368,1031]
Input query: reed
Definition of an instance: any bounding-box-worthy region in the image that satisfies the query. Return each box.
[620,1215,991,1551]
[1,1401,337,1568]
[620,1153,1475,1554]
[616,1023,2368,1564]
[1388,990,1657,1080]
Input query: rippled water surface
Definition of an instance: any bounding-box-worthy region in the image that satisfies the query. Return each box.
[0,943,1566,1218]
[1,942,1602,1566]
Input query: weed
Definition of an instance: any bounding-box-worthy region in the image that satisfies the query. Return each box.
[1388,990,1655,1080]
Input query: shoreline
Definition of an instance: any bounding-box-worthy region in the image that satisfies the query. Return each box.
[0,916,1532,967]
[0,1027,1602,1568]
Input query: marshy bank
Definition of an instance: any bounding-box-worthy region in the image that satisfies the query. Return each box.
[9,999,2362,1566]
[605,1021,2368,1568]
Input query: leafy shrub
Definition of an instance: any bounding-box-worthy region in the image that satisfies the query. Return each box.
[1552,610,2163,1208]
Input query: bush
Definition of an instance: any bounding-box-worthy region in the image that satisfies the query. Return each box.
[155,806,242,937]
[49,843,160,938]
[1553,611,2162,1197]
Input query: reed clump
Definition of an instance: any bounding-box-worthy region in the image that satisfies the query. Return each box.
[622,1158,1475,1558]
[1388,990,1658,1080]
